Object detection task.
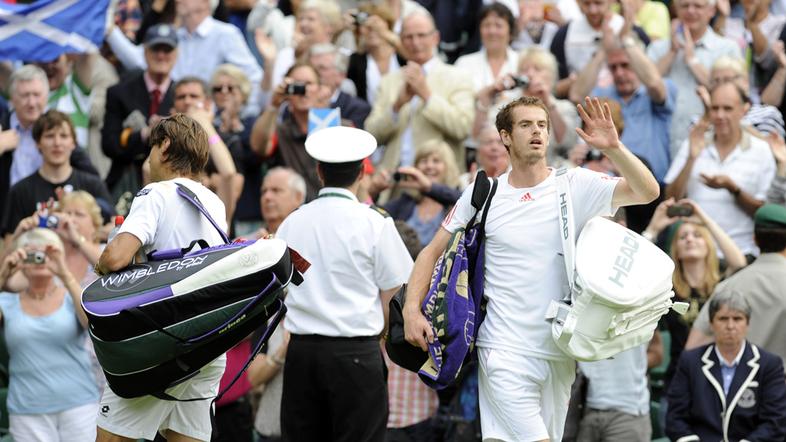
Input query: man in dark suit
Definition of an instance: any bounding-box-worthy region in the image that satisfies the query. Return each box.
[102,24,177,202]
[307,43,371,129]
[667,290,786,442]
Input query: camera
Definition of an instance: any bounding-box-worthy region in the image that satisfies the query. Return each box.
[507,74,529,90]
[352,11,369,26]
[666,204,694,218]
[285,82,307,96]
[24,251,46,265]
[393,172,404,182]
[585,149,604,162]
[38,214,59,229]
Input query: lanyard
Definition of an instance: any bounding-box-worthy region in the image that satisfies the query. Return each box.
[317,192,354,201]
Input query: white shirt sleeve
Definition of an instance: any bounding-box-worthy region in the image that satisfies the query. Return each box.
[118,184,165,247]
[440,181,476,234]
[664,139,691,185]
[373,218,415,291]
[569,168,619,226]
[106,27,147,71]
[754,145,777,200]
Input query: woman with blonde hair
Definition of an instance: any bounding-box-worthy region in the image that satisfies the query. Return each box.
[383,139,462,245]
[641,197,746,426]
[0,228,98,441]
[211,64,253,132]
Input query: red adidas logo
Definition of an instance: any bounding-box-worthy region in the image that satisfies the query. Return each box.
[520,192,534,202]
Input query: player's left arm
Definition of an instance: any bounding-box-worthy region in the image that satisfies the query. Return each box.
[575,97,660,208]
[95,233,142,275]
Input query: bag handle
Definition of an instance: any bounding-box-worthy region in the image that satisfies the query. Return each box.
[468,170,498,229]
[175,183,230,245]
[148,239,211,261]
[555,168,575,296]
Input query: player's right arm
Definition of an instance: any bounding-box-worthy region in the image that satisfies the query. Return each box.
[403,227,451,351]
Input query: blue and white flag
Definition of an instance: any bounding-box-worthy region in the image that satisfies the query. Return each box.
[308,108,341,134]
[0,0,109,61]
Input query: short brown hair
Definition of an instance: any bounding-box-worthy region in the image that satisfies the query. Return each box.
[495,96,550,134]
[149,113,209,176]
[32,109,76,144]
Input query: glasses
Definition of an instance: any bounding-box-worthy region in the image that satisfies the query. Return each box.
[212,84,236,94]
[401,30,436,41]
[710,75,742,86]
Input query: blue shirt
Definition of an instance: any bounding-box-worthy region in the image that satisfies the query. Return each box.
[592,80,678,184]
[0,292,99,414]
[579,344,650,415]
[8,112,41,187]
[716,342,746,396]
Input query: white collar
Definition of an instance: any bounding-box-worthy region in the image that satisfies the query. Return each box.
[715,340,746,368]
[318,187,358,202]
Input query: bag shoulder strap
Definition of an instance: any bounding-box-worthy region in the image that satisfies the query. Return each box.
[555,168,575,293]
[468,170,498,229]
[175,182,230,245]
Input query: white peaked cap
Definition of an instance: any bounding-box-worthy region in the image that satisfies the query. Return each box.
[305,126,377,163]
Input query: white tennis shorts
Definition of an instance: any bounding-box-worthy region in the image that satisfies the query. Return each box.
[96,354,226,441]
[478,347,576,442]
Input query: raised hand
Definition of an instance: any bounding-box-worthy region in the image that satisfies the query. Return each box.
[254,29,278,64]
[699,173,736,191]
[688,118,710,159]
[575,97,621,151]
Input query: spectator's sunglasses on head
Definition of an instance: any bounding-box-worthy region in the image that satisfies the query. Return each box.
[212,84,236,94]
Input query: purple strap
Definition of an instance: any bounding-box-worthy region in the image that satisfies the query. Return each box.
[175,183,230,245]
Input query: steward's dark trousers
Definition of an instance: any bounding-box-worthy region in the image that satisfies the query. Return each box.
[281,334,387,442]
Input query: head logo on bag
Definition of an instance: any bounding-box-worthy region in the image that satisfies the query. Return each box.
[608,231,639,288]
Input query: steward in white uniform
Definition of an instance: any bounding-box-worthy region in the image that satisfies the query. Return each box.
[275,127,413,442]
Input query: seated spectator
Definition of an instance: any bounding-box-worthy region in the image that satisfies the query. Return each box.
[364,10,475,173]
[0,229,98,441]
[576,334,663,442]
[383,139,462,245]
[666,291,786,442]
[664,82,776,258]
[549,0,651,98]
[646,0,741,156]
[1,110,111,247]
[307,43,372,129]
[1,66,98,231]
[476,47,578,166]
[250,63,332,200]
[105,0,263,115]
[255,167,307,239]
[569,18,676,184]
[168,77,244,225]
[687,204,786,370]
[455,3,520,94]
[347,2,406,106]
[461,124,511,187]
[697,56,786,138]
[511,0,559,50]
[102,24,177,207]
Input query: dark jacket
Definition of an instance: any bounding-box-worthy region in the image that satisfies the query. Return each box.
[331,91,371,130]
[347,52,407,104]
[666,342,786,442]
[101,70,174,191]
[384,183,462,221]
[0,109,98,229]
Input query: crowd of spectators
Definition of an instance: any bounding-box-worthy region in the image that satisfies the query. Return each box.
[1,0,786,440]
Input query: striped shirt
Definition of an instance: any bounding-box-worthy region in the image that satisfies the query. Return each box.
[48,74,91,149]
[383,349,439,428]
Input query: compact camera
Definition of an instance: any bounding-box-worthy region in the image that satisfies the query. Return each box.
[24,251,46,265]
[285,82,307,96]
[585,149,604,162]
[352,11,369,26]
[507,74,530,90]
[38,214,59,229]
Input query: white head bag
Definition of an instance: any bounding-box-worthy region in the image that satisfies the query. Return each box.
[545,169,688,361]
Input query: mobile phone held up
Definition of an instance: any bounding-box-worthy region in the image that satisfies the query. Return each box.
[285,82,307,96]
[667,204,693,218]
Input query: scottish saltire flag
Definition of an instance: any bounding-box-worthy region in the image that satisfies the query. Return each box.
[0,0,109,61]
[308,108,341,134]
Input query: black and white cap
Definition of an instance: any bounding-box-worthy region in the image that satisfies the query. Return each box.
[305,126,377,163]
[144,24,178,49]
